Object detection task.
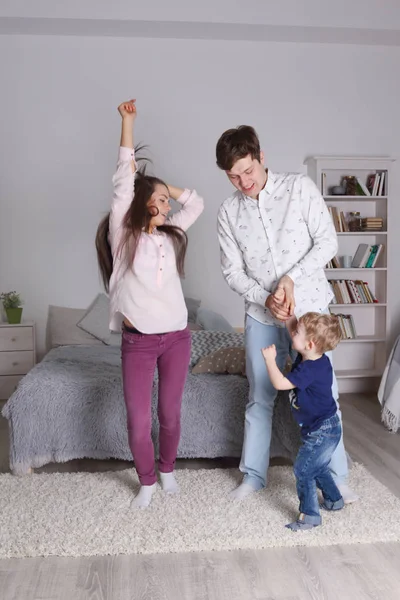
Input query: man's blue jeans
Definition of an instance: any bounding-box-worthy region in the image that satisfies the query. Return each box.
[241,314,349,490]
[294,414,343,524]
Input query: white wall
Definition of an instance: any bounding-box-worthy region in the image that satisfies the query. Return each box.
[0,34,399,355]
[2,0,400,29]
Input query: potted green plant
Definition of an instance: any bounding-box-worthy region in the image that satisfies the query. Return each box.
[0,291,23,324]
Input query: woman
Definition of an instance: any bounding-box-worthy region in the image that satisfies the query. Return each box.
[96,100,204,507]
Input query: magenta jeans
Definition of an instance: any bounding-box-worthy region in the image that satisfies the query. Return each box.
[121,326,191,485]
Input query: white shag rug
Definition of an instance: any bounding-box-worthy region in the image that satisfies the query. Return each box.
[1,464,400,559]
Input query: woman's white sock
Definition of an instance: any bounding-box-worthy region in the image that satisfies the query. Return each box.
[131,483,156,508]
[160,472,179,494]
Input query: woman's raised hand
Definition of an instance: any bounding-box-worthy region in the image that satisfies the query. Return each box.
[118,99,137,120]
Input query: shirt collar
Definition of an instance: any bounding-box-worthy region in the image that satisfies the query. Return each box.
[241,169,275,201]
[264,169,276,195]
[142,227,163,236]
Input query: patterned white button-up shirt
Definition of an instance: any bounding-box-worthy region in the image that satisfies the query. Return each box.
[217,171,337,327]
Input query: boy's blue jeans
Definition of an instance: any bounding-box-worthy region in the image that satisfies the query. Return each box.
[294,414,343,525]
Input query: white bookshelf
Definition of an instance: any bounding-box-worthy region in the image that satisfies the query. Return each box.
[304,156,394,393]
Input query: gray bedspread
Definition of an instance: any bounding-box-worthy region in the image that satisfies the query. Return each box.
[2,345,300,474]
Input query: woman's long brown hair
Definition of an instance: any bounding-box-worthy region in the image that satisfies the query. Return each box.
[95,164,188,292]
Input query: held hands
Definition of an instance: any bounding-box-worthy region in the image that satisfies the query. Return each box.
[265,275,295,321]
[118,99,137,121]
[262,344,277,362]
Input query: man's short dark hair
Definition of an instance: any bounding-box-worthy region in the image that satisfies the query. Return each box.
[216,125,261,171]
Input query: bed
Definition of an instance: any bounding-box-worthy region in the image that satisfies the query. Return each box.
[1,301,301,475]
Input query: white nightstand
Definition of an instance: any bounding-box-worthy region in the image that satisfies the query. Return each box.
[0,321,36,400]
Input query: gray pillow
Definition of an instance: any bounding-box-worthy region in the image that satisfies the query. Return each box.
[190,330,245,367]
[185,297,201,323]
[77,294,121,346]
[192,346,246,376]
[195,307,235,332]
[47,305,103,349]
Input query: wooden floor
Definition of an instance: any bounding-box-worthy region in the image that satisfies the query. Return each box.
[1,394,400,600]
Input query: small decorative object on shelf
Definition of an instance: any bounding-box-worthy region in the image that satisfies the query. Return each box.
[330,185,346,195]
[0,291,24,324]
[342,175,357,196]
[348,211,363,232]
[341,255,353,268]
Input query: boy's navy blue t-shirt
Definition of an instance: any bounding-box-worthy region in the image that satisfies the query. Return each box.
[285,354,337,434]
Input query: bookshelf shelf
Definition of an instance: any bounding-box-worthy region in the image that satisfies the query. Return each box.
[336,369,382,380]
[336,232,387,236]
[305,155,393,392]
[324,268,387,272]
[324,196,387,202]
[329,303,387,308]
[341,336,386,343]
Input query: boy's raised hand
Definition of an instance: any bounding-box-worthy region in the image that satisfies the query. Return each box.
[261,344,277,361]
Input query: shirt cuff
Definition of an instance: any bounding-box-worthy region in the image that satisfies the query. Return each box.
[256,288,270,307]
[286,265,302,285]
[175,189,191,205]
[118,146,136,163]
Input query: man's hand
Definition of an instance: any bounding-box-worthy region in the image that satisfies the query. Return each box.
[275,275,295,316]
[265,293,291,321]
[118,99,137,121]
[262,344,277,362]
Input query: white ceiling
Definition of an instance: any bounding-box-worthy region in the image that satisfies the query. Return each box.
[1,0,400,45]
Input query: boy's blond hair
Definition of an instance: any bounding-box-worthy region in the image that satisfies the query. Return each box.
[298,312,342,353]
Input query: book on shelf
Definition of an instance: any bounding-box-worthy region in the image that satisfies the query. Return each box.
[321,172,327,196]
[328,279,378,304]
[328,206,349,232]
[334,314,357,339]
[378,171,386,196]
[366,171,387,196]
[356,177,370,196]
[326,256,341,269]
[361,217,383,231]
[351,244,384,268]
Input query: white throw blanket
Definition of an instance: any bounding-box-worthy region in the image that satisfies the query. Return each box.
[378,335,400,433]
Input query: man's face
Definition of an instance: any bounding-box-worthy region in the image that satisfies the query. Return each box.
[225,152,266,199]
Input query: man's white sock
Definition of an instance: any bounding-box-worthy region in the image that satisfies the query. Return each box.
[337,482,359,504]
[229,481,258,500]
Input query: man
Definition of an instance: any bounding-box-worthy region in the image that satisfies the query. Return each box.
[216,125,358,503]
